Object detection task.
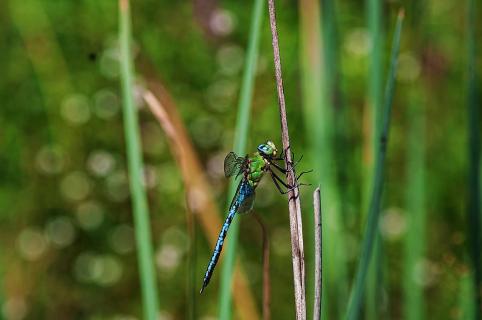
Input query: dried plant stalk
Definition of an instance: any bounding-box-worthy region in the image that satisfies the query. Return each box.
[267,0,306,318]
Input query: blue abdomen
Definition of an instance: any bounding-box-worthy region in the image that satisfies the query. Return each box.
[200,181,255,293]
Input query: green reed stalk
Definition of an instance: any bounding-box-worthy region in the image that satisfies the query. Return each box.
[0,253,4,320]
[364,0,384,318]
[218,0,264,318]
[403,92,426,320]
[466,0,481,316]
[299,0,348,317]
[460,272,476,319]
[119,1,160,319]
[345,11,404,320]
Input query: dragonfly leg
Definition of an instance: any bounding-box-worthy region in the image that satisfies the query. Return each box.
[270,171,288,195]
[292,153,304,168]
[270,161,287,174]
[277,149,284,159]
[297,169,313,180]
[269,169,301,194]
[286,152,304,169]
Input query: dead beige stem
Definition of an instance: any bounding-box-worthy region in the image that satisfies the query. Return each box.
[267,0,306,318]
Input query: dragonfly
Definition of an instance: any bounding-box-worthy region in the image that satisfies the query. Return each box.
[200,140,309,293]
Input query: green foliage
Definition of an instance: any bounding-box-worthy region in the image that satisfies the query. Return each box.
[119,1,160,319]
[0,1,479,319]
[218,1,265,318]
[345,12,404,320]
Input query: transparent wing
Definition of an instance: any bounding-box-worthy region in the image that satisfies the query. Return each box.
[236,180,256,214]
[238,192,256,214]
[224,152,246,178]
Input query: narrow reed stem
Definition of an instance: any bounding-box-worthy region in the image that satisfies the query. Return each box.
[345,10,404,320]
[365,0,384,318]
[219,0,265,317]
[313,188,322,320]
[118,1,160,319]
[267,0,306,318]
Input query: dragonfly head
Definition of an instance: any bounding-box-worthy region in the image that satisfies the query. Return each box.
[258,140,278,159]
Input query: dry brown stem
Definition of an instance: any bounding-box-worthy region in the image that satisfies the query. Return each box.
[267,0,306,318]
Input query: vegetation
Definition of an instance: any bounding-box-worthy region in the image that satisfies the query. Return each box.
[0,0,479,319]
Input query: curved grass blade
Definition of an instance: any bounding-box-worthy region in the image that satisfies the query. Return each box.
[142,83,260,319]
[218,0,265,318]
[364,0,384,318]
[344,10,404,320]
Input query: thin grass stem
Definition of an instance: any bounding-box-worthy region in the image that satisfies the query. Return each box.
[267,0,306,318]
[403,92,426,320]
[218,0,264,318]
[364,0,384,318]
[119,1,160,319]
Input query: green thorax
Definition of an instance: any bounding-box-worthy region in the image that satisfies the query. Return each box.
[245,152,267,187]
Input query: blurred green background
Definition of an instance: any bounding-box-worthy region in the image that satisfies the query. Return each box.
[0,0,480,319]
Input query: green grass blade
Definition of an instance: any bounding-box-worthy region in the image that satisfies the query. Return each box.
[299,0,348,317]
[0,251,3,320]
[345,11,404,320]
[403,92,426,320]
[466,0,481,316]
[321,0,348,317]
[364,0,384,318]
[119,1,160,319]
[460,272,476,319]
[218,0,264,318]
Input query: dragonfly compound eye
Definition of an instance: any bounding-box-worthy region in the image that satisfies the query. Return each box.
[258,143,276,157]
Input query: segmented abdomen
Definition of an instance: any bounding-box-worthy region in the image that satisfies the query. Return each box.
[200,182,252,293]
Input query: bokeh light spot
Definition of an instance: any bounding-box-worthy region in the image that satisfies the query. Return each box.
[397,52,421,82]
[217,45,244,75]
[74,252,123,286]
[2,296,28,320]
[162,227,189,254]
[206,80,237,112]
[35,145,64,175]
[105,170,130,202]
[45,216,76,248]
[156,244,181,272]
[87,150,116,177]
[191,116,222,149]
[142,165,159,189]
[61,94,91,125]
[76,201,104,230]
[109,224,135,254]
[93,89,120,119]
[344,28,371,56]
[380,207,406,241]
[17,228,48,261]
[100,47,120,79]
[60,171,91,202]
[210,9,235,36]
